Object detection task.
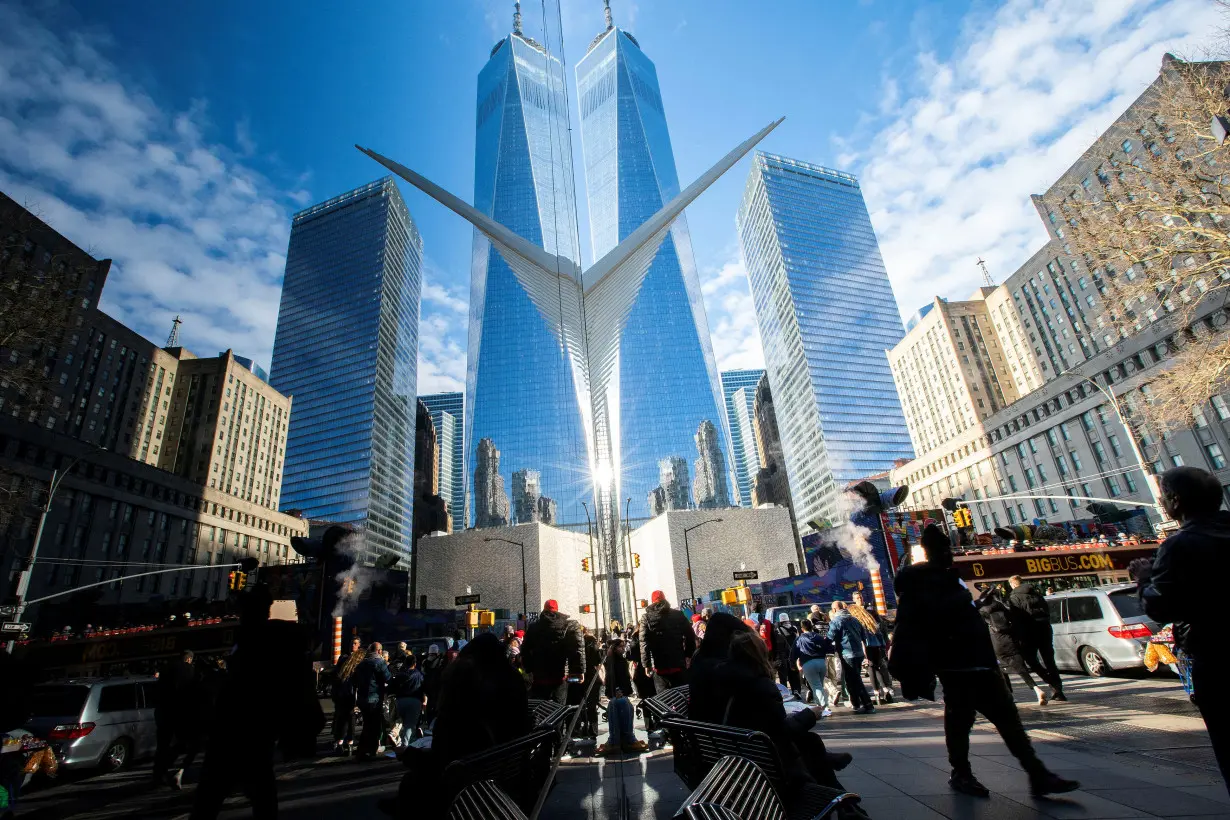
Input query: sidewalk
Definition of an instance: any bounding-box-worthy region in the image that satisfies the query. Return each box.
[541,674,1229,819]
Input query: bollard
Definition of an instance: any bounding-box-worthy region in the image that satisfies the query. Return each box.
[869,565,888,614]
[332,616,343,664]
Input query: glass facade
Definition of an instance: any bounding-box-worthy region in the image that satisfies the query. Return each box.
[468,31,591,528]
[270,177,421,564]
[720,368,765,506]
[577,26,734,519]
[737,152,913,526]
[419,391,465,529]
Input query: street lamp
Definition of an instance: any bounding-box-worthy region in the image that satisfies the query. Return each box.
[7,445,105,653]
[484,536,527,619]
[681,517,723,604]
[580,500,600,632]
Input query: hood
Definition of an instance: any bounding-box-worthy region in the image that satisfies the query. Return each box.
[537,609,570,628]
[1013,581,1039,596]
[893,562,951,599]
[646,599,672,618]
[796,631,828,655]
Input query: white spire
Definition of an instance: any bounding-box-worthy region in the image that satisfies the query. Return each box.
[513,1,522,35]
[604,0,613,29]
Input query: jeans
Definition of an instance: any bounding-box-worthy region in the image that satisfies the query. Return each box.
[608,696,635,747]
[331,700,355,746]
[800,658,829,709]
[866,645,893,693]
[1190,653,1230,795]
[840,655,872,709]
[938,669,1045,778]
[396,697,423,746]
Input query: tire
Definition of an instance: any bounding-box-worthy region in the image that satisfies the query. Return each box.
[1079,646,1109,677]
[101,737,132,772]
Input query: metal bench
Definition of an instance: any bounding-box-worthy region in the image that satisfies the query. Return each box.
[441,727,556,816]
[643,683,691,721]
[448,779,529,820]
[660,717,860,820]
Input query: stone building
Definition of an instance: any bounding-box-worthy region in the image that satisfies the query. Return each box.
[692,419,730,509]
[473,438,510,528]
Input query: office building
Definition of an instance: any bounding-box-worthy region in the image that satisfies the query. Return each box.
[270,178,422,565]
[466,13,590,529]
[577,7,734,519]
[721,369,765,506]
[737,152,914,528]
[419,392,465,529]
[473,437,510,528]
[413,399,450,538]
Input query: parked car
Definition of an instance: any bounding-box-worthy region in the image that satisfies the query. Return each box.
[23,676,158,771]
[1045,584,1160,676]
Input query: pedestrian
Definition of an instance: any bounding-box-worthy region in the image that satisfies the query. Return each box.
[977,586,1050,705]
[850,591,894,704]
[890,524,1079,798]
[793,618,833,714]
[420,643,447,727]
[331,637,362,755]
[520,599,585,703]
[388,641,410,670]
[570,631,603,739]
[772,613,801,696]
[603,638,635,699]
[691,612,706,641]
[352,642,392,759]
[599,639,647,755]
[639,590,697,692]
[1136,466,1230,794]
[1006,575,1066,701]
[389,654,426,747]
[827,602,874,714]
[153,649,197,789]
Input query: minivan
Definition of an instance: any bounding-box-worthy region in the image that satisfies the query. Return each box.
[24,676,159,771]
[1046,584,1159,676]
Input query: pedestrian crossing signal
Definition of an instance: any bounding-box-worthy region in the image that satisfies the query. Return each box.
[580,604,593,613]
[581,558,590,572]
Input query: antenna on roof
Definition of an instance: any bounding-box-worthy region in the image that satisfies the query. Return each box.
[166,315,183,348]
[513,1,522,35]
[976,257,994,287]
[604,0,614,29]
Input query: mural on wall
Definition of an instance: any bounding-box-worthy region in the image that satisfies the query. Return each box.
[757,530,872,606]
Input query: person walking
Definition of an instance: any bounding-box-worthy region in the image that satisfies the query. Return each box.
[639,590,696,692]
[827,602,874,714]
[599,639,648,755]
[1136,466,1230,794]
[772,614,801,697]
[520,599,585,703]
[389,654,426,747]
[420,644,447,728]
[570,631,603,739]
[1007,575,1065,701]
[351,642,392,760]
[891,524,1079,798]
[850,593,894,704]
[793,618,833,715]
[977,586,1050,705]
[153,650,197,789]
[331,637,362,755]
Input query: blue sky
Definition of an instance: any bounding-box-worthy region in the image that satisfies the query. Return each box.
[0,0,1220,393]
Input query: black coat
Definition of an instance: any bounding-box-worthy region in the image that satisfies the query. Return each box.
[890,562,997,698]
[1141,510,1230,657]
[520,610,584,685]
[772,621,798,663]
[639,601,696,672]
[1007,582,1053,639]
[976,590,1024,664]
[603,653,634,699]
[155,659,196,724]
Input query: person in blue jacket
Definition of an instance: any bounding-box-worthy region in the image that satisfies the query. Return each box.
[351,642,392,760]
[827,602,874,714]
[792,618,834,714]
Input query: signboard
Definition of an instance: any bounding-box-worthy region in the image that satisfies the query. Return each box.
[1,622,30,634]
[880,509,945,574]
[954,544,1158,582]
[733,570,759,581]
[455,593,481,606]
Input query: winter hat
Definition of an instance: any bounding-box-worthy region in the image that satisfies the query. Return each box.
[543,599,559,613]
[920,524,951,556]
[651,590,666,604]
[691,613,703,623]
[427,644,440,655]
[515,630,525,639]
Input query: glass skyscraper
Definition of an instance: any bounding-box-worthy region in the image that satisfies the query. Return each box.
[721,368,765,507]
[467,23,591,529]
[577,17,734,519]
[737,152,913,528]
[419,391,465,530]
[270,177,422,564]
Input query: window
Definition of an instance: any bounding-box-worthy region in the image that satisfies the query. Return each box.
[1067,487,1079,507]
[1107,476,1122,497]
[1194,407,1210,428]
[1037,464,1049,482]
[1049,499,1060,514]
[1070,451,1084,471]
[98,683,139,712]
[1125,472,1138,493]
[1008,475,1019,492]
[1207,443,1227,470]
[1213,395,1230,420]
[1060,423,1072,442]
[1107,435,1123,458]
[1056,455,1069,476]
[1081,482,1093,499]
[1018,504,1028,520]
[1092,441,1108,465]
[1173,454,1186,467]
[1046,429,1058,447]
[1025,468,1036,488]
[1067,596,1103,622]
[1081,412,1095,432]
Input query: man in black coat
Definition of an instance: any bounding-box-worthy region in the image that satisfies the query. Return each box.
[153,650,198,789]
[639,590,697,692]
[1137,466,1230,794]
[977,587,1048,705]
[891,525,1078,798]
[520,599,584,703]
[1007,575,1065,700]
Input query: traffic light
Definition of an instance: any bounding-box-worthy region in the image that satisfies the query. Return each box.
[953,507,973,528]
[228,571,247,591]
[735,586,751,604]
[478,610,495,627]
[721,588,738,605]
[579,604,593,614]
[581,557,590,572]
[632,553,641,568]
[637,598,648,609]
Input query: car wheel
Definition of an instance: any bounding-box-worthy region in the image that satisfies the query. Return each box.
[101,737,132,772]
[1079,647,1109,677]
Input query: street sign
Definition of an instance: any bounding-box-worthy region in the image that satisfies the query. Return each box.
[0,605,17,617]
[733,570,759,581]
[1,622,31,634]
[455,593,481,606]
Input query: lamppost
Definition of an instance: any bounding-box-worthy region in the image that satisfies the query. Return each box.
[681,517,723,604]
[484,537,527,619]
[580,501,600,632]
[7,445,105,654]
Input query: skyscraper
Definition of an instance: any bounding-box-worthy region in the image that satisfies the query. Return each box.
[270,177,422,564]
[419,391,465,530]
[473,437,510,528]
[576,7,734,519]
[737,152,913,528]
[466,10,590,529]
[720,368,765,506]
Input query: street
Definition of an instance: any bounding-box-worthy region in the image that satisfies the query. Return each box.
[13,670,1227,820]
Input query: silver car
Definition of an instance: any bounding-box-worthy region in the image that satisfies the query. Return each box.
[24,676,159,771]
[1046,584,1159,676]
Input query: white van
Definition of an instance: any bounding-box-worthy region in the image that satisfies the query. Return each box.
[1046,584,1159,676]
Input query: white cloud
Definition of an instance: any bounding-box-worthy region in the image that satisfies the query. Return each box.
[699,251,764,372]
[0,4,305,371]
[417,314,468,395]
[844,0,1223,321]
